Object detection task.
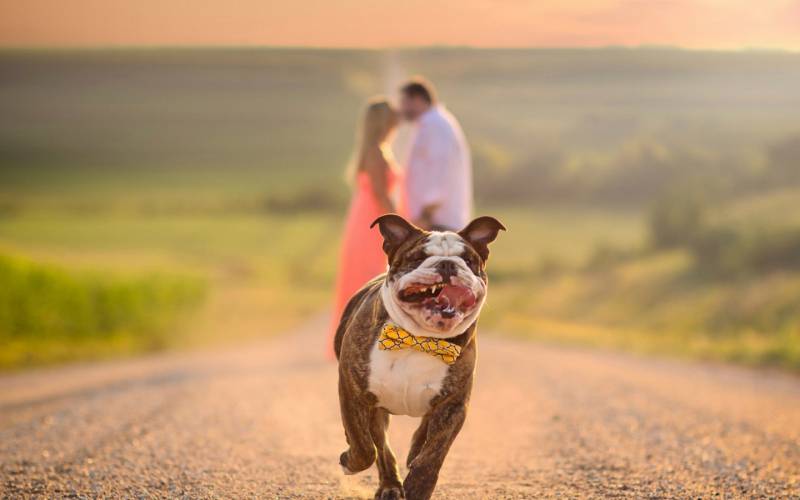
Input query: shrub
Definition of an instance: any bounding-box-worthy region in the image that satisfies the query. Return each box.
[0,253,206,363]
[582,243,641,272]
[687,226,741,276]
[689,226,800,277]
[648,189,708,249]
[262,188,345,214]
[766,135,800,186]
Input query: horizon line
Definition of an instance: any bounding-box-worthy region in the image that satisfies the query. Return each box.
[0,43,798,54]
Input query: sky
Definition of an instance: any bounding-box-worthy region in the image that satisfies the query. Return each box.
[1,0,799,50]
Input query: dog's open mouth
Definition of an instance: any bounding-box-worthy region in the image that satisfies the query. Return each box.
[399,282,477,318]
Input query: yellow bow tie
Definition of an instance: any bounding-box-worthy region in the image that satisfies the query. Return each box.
[378,323,462,365]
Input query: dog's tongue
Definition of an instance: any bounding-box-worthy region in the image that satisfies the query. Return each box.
[436,284,476,310]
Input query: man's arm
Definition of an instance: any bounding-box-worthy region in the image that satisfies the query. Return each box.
[415,203,440,230]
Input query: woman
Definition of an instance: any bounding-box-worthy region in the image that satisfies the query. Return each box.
[328,98,405,357]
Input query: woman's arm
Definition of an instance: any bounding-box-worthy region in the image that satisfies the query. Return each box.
[364,152,395,214]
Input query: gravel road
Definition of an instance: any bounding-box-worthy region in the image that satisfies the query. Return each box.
[2,315,799,498]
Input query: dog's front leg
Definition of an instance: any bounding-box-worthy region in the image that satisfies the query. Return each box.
[403,398,467,500]
[406,414,430,468]
[338,375,377,475]
[369,408,404,499]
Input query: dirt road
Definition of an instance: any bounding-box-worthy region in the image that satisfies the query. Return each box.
[2,316,799,498]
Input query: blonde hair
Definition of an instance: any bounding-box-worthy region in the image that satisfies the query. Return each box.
[347,97,398,180]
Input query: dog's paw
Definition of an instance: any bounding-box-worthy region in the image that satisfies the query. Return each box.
[339,451,361,476]
[339,449,378,475]
[374,485,404,500]
[339,451,356,475]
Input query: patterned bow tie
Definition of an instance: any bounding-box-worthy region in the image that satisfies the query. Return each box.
[378,323,462,365]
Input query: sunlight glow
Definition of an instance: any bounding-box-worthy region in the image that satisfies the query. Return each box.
[1,0,798,50]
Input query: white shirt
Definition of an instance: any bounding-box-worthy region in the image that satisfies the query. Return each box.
[405,105,473,230]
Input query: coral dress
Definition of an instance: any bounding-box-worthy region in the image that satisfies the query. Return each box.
[328,167,406,357]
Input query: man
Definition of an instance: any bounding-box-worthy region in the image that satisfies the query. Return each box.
[399,77,472,231]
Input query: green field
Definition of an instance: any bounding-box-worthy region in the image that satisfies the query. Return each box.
[0,251,205,367]
[0,211,341,369]
[2,47,800,369]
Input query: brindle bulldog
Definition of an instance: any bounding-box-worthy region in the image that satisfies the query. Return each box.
[334,213,505,500]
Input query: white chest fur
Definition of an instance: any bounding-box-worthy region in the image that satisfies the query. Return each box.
[367,342,449,417]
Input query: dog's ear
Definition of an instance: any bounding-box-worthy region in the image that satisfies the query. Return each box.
[458,216,506,261]
[371,214,424,259]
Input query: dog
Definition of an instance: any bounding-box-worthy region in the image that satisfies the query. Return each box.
[334,213,505,500]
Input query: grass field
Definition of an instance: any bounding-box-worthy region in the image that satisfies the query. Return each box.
[0,251,205,368]
[2,47,800,370]
[484,188,800,370]
[9,197,798,370]
[0,203,641,367]
[0,210,341,369]
[487,252,800,370]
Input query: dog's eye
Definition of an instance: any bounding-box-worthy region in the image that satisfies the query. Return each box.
[410,252,428,264]
[463,255,478,270]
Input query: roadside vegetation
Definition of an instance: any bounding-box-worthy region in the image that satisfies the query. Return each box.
[0,252,205,368]
[486,190,800,370]
[0,210,340,370]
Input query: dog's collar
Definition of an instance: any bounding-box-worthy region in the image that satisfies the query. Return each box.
[378,323,462,365]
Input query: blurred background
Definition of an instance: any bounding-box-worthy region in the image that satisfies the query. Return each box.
[1,1,800,371]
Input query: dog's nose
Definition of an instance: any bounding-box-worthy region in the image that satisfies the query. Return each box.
[436,260,458,282]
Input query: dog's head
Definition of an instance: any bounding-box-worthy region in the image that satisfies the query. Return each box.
[371,214,505,339]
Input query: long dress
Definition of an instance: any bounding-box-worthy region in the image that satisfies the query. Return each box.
[328,167,406,358]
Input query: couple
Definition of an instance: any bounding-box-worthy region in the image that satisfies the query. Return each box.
[329,77,472,351]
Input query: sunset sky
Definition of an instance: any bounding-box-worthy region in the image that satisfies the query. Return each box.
[1,0,799,50]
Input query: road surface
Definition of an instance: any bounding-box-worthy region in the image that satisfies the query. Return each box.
[2,316,799,498]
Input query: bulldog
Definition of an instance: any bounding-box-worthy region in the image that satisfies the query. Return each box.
[334,213,505,500]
